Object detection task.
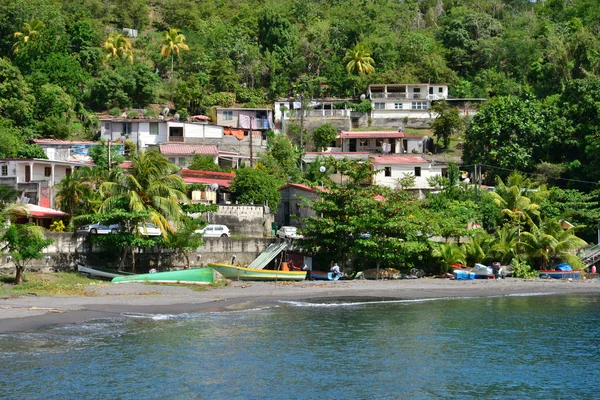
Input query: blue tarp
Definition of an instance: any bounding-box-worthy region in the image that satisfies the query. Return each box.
[556,263,572,271]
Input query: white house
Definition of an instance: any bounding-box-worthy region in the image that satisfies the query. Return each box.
[0,158,87,208]
[32,139,100,162]
[99,118,223,149]
[368,83,448,120]
[371,155,447,197]
[336,131,430,154]
[157,144,219,167]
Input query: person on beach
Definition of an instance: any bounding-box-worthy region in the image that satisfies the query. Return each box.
[331,263,341,279]
[492,262,501,280]
[302,264,312,280]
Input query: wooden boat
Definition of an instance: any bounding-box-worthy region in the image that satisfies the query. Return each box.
[540,263,581,280]
[111,268,214,285]
[209,263,306,281]
[77,263,134,280]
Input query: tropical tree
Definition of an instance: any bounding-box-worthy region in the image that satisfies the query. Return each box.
[12,17,45,54]
[99,150,189,236]
[160,28,190,79]
[520,219,587,270]
[54,167,98,218]
[102,33,133,63]
[343,43,375,75]
[432,243,466,272]
[1,223,54,284]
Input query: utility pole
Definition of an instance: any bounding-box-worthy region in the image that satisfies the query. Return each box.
[249,116,254,167]
[300,93,304,172]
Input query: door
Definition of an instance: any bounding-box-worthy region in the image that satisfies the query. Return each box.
[25,165,31,182]
[349,139,357,152]
[283,202,290,226]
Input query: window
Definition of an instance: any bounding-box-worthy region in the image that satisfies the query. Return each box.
[414,167,421,177]
[441,168,448,177]
[169,157,176,163]
[411,102,428,110]
[104,123,110,131]
[394,103,403,109]
[439,87,443,93]
[223,111,233,121]
[178,158,186,166]
[122,123,131,135]
[1,165,7,176]
[384,167,391,177]
[413,88,421,93]
[44,167,52,177]
[374,102,385,110]
[66,168,72,177]
[149,122,159,135]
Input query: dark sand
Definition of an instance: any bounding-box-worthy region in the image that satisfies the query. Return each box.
[1,277,599,332]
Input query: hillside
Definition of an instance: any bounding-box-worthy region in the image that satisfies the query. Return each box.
[2,1,600,184]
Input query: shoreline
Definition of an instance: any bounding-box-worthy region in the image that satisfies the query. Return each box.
[1,278,599,332]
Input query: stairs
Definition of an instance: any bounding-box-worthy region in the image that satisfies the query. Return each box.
[578,244,600,268]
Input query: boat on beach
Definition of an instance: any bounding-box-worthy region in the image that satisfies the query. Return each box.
[309,270,340,281]
[209,263,307,281]
[539,263,581,280]
[111,268,214,285]
[77,263,134,280]
[470,263,494,279]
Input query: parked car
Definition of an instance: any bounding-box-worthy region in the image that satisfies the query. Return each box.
[77,223,119,234]
[78,222,162,236]
[195,224,230,238]
[276,226,303,239]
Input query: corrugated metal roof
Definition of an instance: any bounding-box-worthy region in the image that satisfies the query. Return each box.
[371,156,429,164]
[159,144,219,155]
[247,242,288,270]
[339,131,404,139]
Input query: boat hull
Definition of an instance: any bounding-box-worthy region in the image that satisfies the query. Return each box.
[112,268,214,285]
[539,270,581,280]
[309,271,340,281]
[209,263,306,281]
[77,264,133,280]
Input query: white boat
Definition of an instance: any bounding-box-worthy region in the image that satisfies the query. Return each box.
[470,263,493,279]
[77,263,133,280]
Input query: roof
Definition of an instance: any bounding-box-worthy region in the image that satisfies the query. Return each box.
[303,152,370,162]
[279,183,328,193]
[247,242,288,270]
[159,144,218,156]
[215,107,271,111]
[181,169,235,179]
[32,139,98,145]
[371,156,429,165]
[339,131,405,139]
[183,177,232,188]
[20,204,68,218]
[0,158,93,166]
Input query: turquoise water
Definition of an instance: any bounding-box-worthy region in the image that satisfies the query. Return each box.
[1,294,600,399]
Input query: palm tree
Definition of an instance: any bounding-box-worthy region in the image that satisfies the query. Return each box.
[102,33,133,63]
[463,232,492,266]
[54,167,99,218]
[160,28,190,79]
[520,219,587,270]
[432,243,466,273]
[489,174,547,231]
[99,150,188,236]
[12,17,44,54]
[488,226,519,265]
[343,43,375,76]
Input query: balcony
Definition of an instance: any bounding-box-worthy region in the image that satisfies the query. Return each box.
[370,93,446,100]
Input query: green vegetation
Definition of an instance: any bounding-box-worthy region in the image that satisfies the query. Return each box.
[0,272,100,297]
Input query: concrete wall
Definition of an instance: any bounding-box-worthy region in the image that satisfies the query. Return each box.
[286,117,351,135]
[0,232,276,274]
[204,205,274,237]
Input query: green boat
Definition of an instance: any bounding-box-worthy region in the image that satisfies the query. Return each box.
[111,267,214,285]
[209,263,306,281]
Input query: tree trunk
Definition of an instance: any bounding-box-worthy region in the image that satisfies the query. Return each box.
[130,246,136,273]
[171,54,174,81]
[14,264,24,285]
[118,247,128,271]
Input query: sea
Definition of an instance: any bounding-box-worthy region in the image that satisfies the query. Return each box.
[1,293,599,400]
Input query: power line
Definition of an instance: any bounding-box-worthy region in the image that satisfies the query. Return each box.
[460,163,600,187]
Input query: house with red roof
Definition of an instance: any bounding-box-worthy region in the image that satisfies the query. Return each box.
[336,130,430,154]
[371,155,447,197]
[180,169,235,204]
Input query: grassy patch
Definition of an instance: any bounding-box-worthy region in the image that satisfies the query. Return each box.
[403,127,433,137]
[0,272,106,297]
[189,279,230,292]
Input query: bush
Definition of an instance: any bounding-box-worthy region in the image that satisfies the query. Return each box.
[49,220,66,232]
[109,108,121,117]
[127,111,139,119]
[511,258,538,278]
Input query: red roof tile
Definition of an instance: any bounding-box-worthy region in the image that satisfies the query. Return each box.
[183,177,231,188]
[279,183,329,193]
[339,131,404,139]
[371,156,429,164]
[180,169,235,179]
[159,144,218,155]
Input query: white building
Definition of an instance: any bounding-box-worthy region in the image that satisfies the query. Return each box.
[0,158,87,208]
[99,118,223,149]
[368,83,448,120]
[32,139,102,162]
[371,155,447,197]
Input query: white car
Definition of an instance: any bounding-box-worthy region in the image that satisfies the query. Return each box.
[78,222,162,236]
[276,226,303,239]
[77,223,120,234]
[196,224,230,238]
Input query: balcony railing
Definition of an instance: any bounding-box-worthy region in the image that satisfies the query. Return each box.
[287,109,351,119]
[370,93,446,100]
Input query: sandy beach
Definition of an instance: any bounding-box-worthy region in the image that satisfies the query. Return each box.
[1,277,599,332]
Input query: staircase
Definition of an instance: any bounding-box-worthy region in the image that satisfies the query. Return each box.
[578,244,600,268]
